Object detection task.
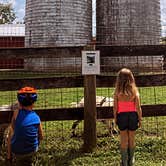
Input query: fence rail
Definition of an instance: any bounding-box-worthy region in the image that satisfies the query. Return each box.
[0,104,166,124]
[0,46,166,133]
[0,74,165,91]
[0,45,166,58]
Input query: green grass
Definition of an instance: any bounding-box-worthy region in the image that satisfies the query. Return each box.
[32,125,166,165]
[35,116,166,166]
[0,86,165,107]
[0,86,166,165]
[3,117,164,165]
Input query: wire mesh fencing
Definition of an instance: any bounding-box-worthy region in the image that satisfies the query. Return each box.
[0,50,165,139]
[0,0,166,164]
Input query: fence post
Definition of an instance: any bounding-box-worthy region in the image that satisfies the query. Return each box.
[83,75,97,152]
[163,54,166,71]
[83,45,97,152]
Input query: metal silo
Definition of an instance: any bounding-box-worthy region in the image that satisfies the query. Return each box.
[96,0,162,73]
[96,0,161,45]
[25,0,92,47]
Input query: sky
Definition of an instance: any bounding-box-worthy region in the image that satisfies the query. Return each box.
[1,0,166,36]
[1,0,25,22]
[161,0,166,36]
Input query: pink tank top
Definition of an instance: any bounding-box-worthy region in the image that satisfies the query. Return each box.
[118,101,136,113]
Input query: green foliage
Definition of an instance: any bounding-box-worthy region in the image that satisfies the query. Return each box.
[0,117,166,165]
[0,3,16,24]
[33,133,166,165]
[0,86,165,107]
[19,119,166,165]
[161,37,166,44]
[0,86,165,165]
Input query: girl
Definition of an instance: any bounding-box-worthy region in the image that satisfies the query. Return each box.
[113,68,142,166]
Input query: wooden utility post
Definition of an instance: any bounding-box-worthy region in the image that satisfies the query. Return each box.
[83,74,97,152]
[164,54,166,71]
[82,44,99,152]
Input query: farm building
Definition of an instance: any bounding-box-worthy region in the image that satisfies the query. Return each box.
[0,24,24,69]
[24,0,92,71]
[0,0,166,165]
[0,24,25,48]
[24,0,163,73]
[96,0,161,45]
[25,0,92,47]
[96,0,163,73]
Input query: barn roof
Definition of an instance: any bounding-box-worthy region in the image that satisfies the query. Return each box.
[0,24,25,37]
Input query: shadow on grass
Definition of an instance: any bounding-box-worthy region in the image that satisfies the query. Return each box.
[0,149,85,166]
[55,148,85,166]
[35,145,87,166]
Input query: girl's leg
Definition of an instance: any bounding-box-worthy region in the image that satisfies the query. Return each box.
[120,130,128,166]
[128,130,136,166]
[128,130,135,148]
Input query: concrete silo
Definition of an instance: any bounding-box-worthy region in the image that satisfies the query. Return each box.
[25,0,92,47]
[96,0,162,73]
[96,0,161,45]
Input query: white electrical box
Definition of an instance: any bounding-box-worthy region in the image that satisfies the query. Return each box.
[82,51,100,75]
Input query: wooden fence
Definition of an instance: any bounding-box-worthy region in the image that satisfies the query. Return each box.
[0,45,166,124]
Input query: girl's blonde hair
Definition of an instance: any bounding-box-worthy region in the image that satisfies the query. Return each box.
[115,68,138,97]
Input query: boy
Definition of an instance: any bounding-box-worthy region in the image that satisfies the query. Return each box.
[8,87,43,166]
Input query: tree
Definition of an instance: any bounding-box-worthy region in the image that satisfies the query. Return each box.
[0,3,16,24]
[161,36,166,44]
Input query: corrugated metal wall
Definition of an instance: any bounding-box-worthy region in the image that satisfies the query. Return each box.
[96,0,161,45]
[25,0,92,47]
[96,0,162,72]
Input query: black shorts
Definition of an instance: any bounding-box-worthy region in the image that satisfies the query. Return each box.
[117,112,139,131]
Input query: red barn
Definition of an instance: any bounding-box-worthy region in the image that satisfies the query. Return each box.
[0,24,25,47]
[0,24,25,69]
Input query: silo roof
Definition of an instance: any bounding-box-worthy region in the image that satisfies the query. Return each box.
[0,24,25,37]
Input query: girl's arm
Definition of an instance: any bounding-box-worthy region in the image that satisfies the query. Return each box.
[135,94,142,127]
[38,123,43,141]
[113,94,118,124]
[7,109,18,160]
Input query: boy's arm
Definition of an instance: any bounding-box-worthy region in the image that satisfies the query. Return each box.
[11,110,19,130]
[38,123,43,141]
